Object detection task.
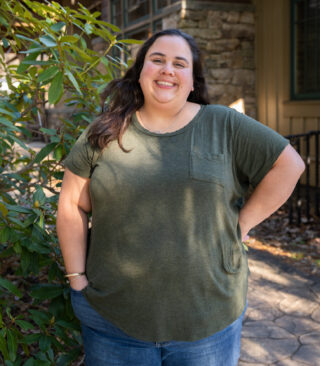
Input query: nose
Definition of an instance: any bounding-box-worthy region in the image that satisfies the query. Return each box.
[161,63,175,76]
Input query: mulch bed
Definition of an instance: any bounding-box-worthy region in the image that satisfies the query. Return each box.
[246,206,320,276]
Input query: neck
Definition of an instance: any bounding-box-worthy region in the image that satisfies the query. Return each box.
[138,102,189,133]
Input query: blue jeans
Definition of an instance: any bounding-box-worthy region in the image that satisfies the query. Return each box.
[71,288,246,366]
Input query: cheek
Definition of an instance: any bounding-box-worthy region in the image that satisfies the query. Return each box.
[180,70,193,89]
[139,63,157,84]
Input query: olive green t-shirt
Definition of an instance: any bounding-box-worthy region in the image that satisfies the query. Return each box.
[64,104,289,342]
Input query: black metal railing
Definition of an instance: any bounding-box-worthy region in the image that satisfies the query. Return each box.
[285,130,320,224]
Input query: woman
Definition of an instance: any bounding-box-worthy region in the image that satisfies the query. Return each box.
[57,29,305,365]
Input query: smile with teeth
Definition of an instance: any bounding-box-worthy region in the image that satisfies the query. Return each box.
[155,81,176,87]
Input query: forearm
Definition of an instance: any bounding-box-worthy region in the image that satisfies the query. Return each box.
[57,203,88,274]
[239,156,304,239]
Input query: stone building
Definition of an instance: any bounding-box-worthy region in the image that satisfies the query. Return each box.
[69,0,320,135]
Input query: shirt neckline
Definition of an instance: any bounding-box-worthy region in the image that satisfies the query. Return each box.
[131,104,206,137]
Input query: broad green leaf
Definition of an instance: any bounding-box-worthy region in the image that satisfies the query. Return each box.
[21,60,58,66]
[0,227,11,244]
[39,35,57,48]
[37,213,44,228]
[21,333,41,345]
[50,21,66,32]
[60,35,79,43]
[0,16,9,27]
[37,66,60,84]
[39,127,58,136]
[55,320,78,330]
[23,358,35,366]
[15,320,35,331]
[0,329,9,360]
[5,204,32,214]
[6,329,17,362]
[33,186,46,206]
[84,23,93,35]
[19,47,47,54]
[0,277,22,298]
[117,39,144,45]
[30,284,63,300]
[17,52,40,74]
[2,38,9,48]
[0,118,17,132]
[65,69,82,95]
[92,27,114,42]
[101,56,109,68]
[56,349,81,366]
[15,34,41,46]
[39,335,51,352]
[28,310,50,325]
[21,248,32,273]
[95,20,121,32]
[48,72,63,104]
[9,135,29,151]
[13,242,22,254]
[0,202,8,217]
[80,38,87,49]
[0,108,15,118]
[33,142,57,164]
[68,44,94,62]
[53,144,64,161]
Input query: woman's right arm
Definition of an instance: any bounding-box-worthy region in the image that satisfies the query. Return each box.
[57,168,91,291]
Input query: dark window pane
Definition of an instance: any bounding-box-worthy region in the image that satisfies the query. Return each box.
[155,0,179,12]
[126,0,150,25]
[111,0,122,27]
[293,0,320,98]
[153,19,163,32]
[125,27,150,41]
[156,0,170,10]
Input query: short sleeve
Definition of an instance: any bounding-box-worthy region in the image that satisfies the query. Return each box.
[231,110,290,188]
[63,126,98,178]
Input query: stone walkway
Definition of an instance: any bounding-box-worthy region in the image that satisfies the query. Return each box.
[240,247,320,366]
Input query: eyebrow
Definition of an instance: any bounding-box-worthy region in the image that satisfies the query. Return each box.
[148,52,189,65]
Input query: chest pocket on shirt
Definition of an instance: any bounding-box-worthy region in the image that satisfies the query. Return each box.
[189,151,224,186]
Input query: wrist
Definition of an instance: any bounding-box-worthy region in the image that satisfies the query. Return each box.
[64,272,86,278]
[69,274,88,290]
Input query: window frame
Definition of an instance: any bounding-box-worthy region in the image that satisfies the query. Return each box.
[290,0,320,100]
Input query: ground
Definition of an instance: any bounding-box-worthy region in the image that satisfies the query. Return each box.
[247,206,320,277]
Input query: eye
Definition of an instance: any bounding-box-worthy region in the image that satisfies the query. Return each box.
[152,58,163,64]
[174,62,185,68]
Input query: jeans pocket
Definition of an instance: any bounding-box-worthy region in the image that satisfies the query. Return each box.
[190,151,224,186]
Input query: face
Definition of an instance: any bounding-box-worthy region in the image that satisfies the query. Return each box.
[139,35,194,108]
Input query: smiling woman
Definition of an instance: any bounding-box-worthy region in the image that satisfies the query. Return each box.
[57,29,305,366]
[137,35,197,132]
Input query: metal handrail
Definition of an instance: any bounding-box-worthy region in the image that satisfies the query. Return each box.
[285,130,320,224]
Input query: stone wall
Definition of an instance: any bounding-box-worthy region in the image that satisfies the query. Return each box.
[163,1,256,118]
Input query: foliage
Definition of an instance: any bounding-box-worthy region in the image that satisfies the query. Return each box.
[0,0,141,364]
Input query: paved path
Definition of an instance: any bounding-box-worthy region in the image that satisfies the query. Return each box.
[240,247,320,366]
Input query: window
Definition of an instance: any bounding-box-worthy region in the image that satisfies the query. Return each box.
[111,0,122,27]
[154,0,179,13]
[124,0,150,26]
[291,0,320,99]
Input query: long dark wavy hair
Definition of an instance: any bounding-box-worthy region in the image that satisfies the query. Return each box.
[88,29,210,152]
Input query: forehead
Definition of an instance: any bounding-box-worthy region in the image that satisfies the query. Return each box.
[146,35,193,60]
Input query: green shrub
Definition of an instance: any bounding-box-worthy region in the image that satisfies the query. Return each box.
[0,1,141,364]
